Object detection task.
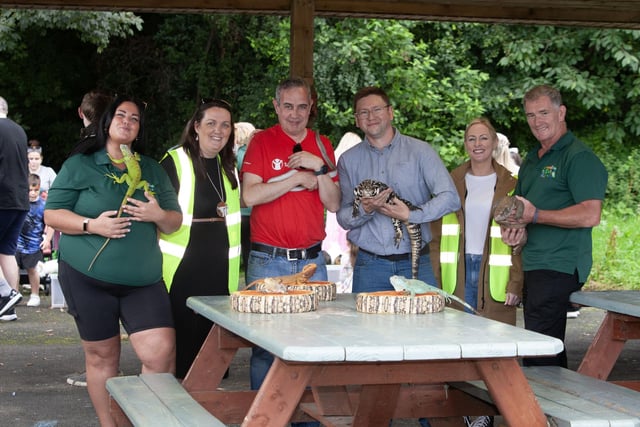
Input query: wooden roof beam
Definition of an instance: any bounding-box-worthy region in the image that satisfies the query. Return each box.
[2,0,640,28]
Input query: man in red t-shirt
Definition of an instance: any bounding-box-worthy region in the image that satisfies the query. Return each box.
[240,77,340,425]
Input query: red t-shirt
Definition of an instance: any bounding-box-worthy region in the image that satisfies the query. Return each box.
[241,124,336,248]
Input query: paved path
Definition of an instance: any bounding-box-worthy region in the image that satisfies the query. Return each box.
[1,293,639,427]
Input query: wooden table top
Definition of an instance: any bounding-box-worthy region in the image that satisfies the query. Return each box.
[571,290,640,317]
[187,294,563,363]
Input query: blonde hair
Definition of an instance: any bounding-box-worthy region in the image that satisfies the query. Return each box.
[464,117,498,142]
[493,132,520,175]
[0,96,8,117]
[234,122,256,147]
[335,132,361,160]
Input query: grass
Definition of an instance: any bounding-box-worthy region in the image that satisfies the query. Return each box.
[587,211,640,290]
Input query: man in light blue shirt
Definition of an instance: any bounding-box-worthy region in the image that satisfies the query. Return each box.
[337,86,460,293]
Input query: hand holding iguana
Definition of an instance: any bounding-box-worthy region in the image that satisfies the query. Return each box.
[88,144,154,271]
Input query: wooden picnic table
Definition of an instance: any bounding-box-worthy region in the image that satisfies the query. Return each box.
[570,290,640,391]
[182,293,563,426]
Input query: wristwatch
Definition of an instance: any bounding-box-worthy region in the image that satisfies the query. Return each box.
[83,218,91,234]
[314,165,329,176]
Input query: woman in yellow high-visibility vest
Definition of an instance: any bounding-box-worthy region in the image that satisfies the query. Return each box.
[430,117,522,326]
[159,99,241,379]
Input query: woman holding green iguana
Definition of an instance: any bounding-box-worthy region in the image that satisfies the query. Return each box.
[44,95,182,427]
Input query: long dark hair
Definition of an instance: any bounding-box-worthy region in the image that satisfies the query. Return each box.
[73,95,147,156]
[179,99,237,189]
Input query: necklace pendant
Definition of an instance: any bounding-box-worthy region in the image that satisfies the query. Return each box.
[216,201,228,218]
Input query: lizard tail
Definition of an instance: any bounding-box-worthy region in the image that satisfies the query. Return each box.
[449,294,479,314]
[88,238,111,271]
[407,223,422,279]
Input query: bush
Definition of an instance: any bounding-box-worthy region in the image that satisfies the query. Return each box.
[588,212,640,290]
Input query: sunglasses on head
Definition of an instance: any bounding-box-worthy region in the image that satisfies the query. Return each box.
[201,98,232,109]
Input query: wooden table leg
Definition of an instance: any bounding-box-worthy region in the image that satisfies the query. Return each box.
[243,358,314,427]
[352,384,400,427]
[476,359,547,427]
[577,312,638,380]
[182,325,243,392]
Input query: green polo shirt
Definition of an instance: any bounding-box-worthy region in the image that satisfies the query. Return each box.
[45,149,181,286]
[516,131,607,282]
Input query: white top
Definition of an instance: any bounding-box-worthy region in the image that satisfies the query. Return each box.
[464,172,496,254]
[187,294,563,363]
[32,165,57,192]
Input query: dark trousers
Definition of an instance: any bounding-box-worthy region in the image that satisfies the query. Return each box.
[522,269,583,367]
[240,215,251,272]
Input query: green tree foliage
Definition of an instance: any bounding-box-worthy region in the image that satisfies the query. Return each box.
[248,18,488,166]
[442,24,640,153]
[0,9,142,54]
[0,10,142,168]
[94,14,277,160]
[1,12,639,216]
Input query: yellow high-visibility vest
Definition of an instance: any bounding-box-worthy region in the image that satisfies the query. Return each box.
[159,148,241,293]
[439,213,511,302]
[439,213,460,295]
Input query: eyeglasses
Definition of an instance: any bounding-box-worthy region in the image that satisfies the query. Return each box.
[292,143,303,153]
[355,104,390,119]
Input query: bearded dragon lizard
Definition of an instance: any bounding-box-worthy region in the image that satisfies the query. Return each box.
[492,195,527,254]
[88,144,154,271]
[390,275,478,314]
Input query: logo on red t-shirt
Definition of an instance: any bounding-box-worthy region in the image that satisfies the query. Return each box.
[272,158,284,171]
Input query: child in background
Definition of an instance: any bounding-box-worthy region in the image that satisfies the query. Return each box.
[27,142,57,198]
[16,174,54,307]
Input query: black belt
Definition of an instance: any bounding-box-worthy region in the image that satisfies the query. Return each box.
[251,243,322,261]
[359,245,429,262]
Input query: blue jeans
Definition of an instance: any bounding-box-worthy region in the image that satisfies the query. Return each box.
[464,253,482,312]
[247,248,326,427]
[352,250,436,293]
[351,250,433,427]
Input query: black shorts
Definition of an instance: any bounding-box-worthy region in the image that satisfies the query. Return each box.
[15,251,43,269]
[58,260,174,341]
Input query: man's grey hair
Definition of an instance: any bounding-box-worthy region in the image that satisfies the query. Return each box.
[0,96,8,118]
[523,85,563,108]
[274,77,311,105]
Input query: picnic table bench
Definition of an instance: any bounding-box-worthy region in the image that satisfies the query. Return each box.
[455,365,640,426]
[570,290,640,390]
[106,373,225,427]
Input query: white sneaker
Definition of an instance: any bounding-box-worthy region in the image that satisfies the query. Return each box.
[0,307,18,321]
[469,416,494,427]
[27,295,41,307]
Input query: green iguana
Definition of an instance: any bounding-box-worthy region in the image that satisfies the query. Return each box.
[389,275,478,314]
[88,144,154,271]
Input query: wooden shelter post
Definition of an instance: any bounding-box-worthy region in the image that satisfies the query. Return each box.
[290,0,315,85]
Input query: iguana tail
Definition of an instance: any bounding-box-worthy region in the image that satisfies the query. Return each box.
[88,238,111,271]
[390,275,478,314]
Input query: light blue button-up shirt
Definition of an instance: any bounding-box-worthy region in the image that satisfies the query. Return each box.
[336,128,460,256]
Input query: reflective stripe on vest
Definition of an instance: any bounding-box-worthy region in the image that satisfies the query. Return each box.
[439,213,511,302]
[439,213,459,294]
[159,148,241,293]
[488,221,511,302]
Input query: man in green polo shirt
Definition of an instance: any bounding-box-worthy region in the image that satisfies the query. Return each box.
[501,84,608,368]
